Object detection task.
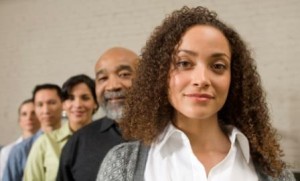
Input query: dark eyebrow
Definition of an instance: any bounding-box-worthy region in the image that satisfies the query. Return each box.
[177,49,230,59]
[96,69,106,77]
[96,64,133,77]
[211,53,231,59]
[177,49,198,56]
[116,65,133,73]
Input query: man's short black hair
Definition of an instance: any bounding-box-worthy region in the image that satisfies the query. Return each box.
[32,83,62,102]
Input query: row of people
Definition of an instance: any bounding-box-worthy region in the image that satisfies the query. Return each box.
[0,46,138,181]
[3,84,64,181]
[0,74,100,180]
[0,99,40,179]
[24,74,98,180]
[1,5,296,181]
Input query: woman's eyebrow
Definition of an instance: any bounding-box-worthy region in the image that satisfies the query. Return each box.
[178,49,230,60]
[177,49,198,56]
[211,52,231,59]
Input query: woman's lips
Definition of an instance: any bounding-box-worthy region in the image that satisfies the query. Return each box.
[184,93,214,102]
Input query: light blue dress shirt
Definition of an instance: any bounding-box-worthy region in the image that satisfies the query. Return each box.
[2,130,42,181]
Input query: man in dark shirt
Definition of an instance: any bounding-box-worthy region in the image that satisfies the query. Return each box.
[56,47,139,181]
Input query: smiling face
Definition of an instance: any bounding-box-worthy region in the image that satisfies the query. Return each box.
[168,25,231,123]
[95,47,138,121]
[63,83,97,131]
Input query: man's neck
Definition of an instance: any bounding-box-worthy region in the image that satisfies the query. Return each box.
[42,122,61,133]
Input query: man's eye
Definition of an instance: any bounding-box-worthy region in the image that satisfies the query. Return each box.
[119,72,131,78]
[36,103,43,107]
[97,76,107,83]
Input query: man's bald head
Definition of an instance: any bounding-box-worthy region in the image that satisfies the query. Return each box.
[95,47,138,72]
[94,47,139,121]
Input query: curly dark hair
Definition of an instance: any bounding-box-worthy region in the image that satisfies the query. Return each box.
[120,6,285,177]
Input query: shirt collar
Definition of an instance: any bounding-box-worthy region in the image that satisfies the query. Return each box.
[99,117,119,133]
[55,122,73,142]
[155,124,187,158]
[227,126,250,163]
[156,123,250,163]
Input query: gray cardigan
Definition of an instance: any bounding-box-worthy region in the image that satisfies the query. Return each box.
[97,141,296,181]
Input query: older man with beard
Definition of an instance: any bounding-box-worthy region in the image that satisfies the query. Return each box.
[56,47,139,181]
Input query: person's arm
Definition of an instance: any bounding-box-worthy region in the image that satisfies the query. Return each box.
[23,136,46,181]
[56,135,77,181]
[2,145,24,181]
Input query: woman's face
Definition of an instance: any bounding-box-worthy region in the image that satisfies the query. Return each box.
[63,83,97,130]
[19,102,40,134]
[168,25,231,122]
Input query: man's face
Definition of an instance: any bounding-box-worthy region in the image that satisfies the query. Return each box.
[95,48,138,120]
[34,89,62,128]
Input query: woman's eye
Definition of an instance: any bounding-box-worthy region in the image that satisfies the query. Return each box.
[82,95,91,101]
[175,60,192,69]
[212,63,226,72]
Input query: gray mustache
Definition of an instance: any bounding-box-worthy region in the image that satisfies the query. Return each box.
[104,90,126,100]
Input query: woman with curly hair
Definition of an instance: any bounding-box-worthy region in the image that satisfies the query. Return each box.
[97,6,295,181]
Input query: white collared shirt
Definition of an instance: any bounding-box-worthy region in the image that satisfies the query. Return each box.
[144,124,258,181]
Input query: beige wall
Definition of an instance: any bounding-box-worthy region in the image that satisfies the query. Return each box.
[0,0,299,171]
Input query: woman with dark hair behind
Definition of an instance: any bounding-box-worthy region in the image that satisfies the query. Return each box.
[97,6,295,181]
[24,74,98,181]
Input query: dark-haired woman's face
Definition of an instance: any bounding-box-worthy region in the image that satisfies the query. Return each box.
[63,83,97,131]
[168,25,231,123]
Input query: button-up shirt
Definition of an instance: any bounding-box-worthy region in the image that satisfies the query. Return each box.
[2,130,42,181]
[24,122,72,181]
[0,137,23,180]
[145,124,259,181]
[56,117,124,181]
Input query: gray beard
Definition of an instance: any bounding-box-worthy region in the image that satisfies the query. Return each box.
[100,89,126,122]
[103,103,123,121]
